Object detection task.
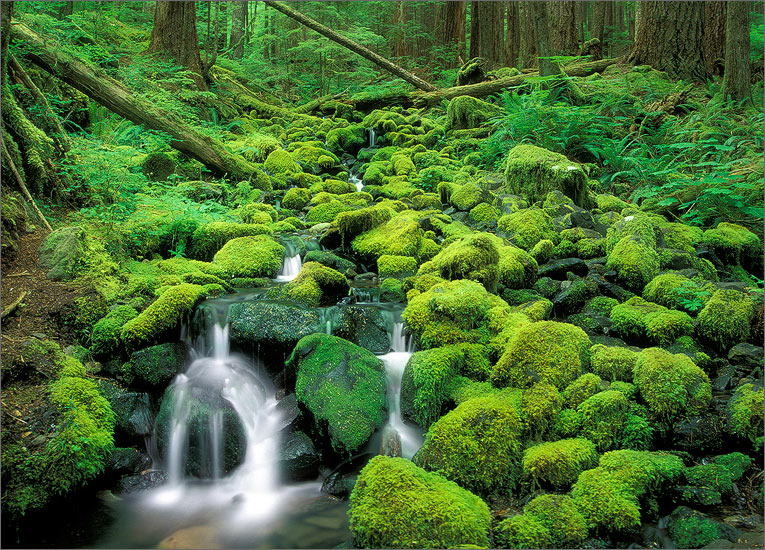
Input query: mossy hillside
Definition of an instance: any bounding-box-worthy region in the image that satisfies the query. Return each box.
[211,235,284,278]
[497,207,558,251]
[522,438,598,490]
[282,261,350,307]
[696,289,756,352]
[120,283,205,351]
[491,321,591,390]
[286,334,386,454]
[413,395,523,497]
[348,456,491,549]
[504,144,590,208]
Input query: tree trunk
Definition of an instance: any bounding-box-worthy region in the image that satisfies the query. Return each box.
[578,1,587,45]
[530,2,559,77]
[393,1,407,59]
[604,1,614,56]
[628,1,708,80]
[518,1,537,69]
[13,21,260,180]
[505,1,519,67]
[703,1,726,77]
[230,1,247,59]
[722,1,750,101]
[262,0,437,91]
[591,1,606,45]
[444,0,466,66]
[550,1,579,56]
[148,1,206,90]
[469,1,479,59]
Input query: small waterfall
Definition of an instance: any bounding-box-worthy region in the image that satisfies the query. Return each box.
[275,253,302,282]
[367,127,377,148]
[348,172,364,192]
[378,321,423,459]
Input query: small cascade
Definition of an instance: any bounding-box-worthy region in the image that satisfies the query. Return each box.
[367,127,377,148]
[275,253,302,282]
[378,321,423,459]
[348,172,364,192]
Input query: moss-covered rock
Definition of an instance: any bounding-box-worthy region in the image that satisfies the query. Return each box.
[333,306,390,354]
[610,296,694,346]
[497,208,558,251]
[286,334,386,454]
[229,301,322,351]
[696,289,756,352]
[190,221,273,261]
[264,148,299,174]
[38,227,86,281]
[352,211,423,260]
[211,235,284,279]
[121,283,204,350]
[446,95,502,130]
[577,390,630,451]
[590,344,638,382]
[726,383,764,449]
[642,272,710,312]
[413,396,523,497]
[282,187,312,211]
[336,204,394,247]
[667,506,723,549]
[123,342,188,387]
[520,382,562,438]
[633,348,711,420]
[325,125,365,155]
[348,455,491,549]
[282,261,349,307]
[702,222,762,270]
[522,438,598,490]
[522,494,588,548]
[504,144,590,207]
[90,305,138,356]
[530,239,555,264]
[141,151,175,181]
[449,182,494,211]
[605,235,660,293]
[303,250,356,273]
[492,321,591,390]
[426,233,499,291]
[563,373,605,409]
[377,255,417,279]
[498,244,539,290]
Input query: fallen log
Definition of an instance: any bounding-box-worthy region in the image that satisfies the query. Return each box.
[1,137,53,231]
[12,21,259,180]
[263,1,437,92]
[2,291,28,320]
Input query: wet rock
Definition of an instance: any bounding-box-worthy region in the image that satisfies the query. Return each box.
[96,380,155,439]
[229,301,321,353]
[107,447,152,475]
[723,514,762,530]
[702,539,735,549]
[38,226,86,281]
[672,411,728,454]
[569,210,597,231]
[661,249,699,270]
[537,258,588,279]
[319,226,342,250]
[278,430,321,481]
[321,471,357,500]
[641,524,676,549]
[674,484,723,507]
[589,272,635,302]
[158,525,222,549]
[354,272,377,282]
[275,393,301,431]
[333,306,390,354]
[116,470,169,494]
[553,276,599,316]
[712,363,737,392]
[728,344,763,375]
[125,342,189,388]
[380,425,402,457]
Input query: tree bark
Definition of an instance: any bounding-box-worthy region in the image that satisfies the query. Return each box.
[230,1,247,60]
[518,1,537,69]
[148,1,206,90]
[591,2,606,45]
[444,0,466,66]
[703,1,726,77]
[263,0,437,91]
[13,21,260,180]
[530,2,559,77]
[504,1,519,67]
[469,1,479,59]
[722,1,750,101]
[628,1,708,81]
[550,1,579,56]
[392,1,407,59]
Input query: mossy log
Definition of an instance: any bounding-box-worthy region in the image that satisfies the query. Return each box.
[12,21,259,180]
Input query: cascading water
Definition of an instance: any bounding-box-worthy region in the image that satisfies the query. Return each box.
[378,321,423,459]
[367,127,377,148]
[348,172,364,192]
[275,253,302,282]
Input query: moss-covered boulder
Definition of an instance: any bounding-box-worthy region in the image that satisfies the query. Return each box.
[702,222,762,271]
[229,301,322,352]
[303,250,356,273]
[610,296,694,346]
[522,438,598,490]
[642,272,710,312]
[492,321,591,390]
[190,222,274,260]
[605,235,660,293]
[589,344,638,382]
[413,395,523,497]
[352,212,423,260]
[496,494,588,549]
[264,148,299,174]
[498,243,539,290]
[577,390,630,451]
[90,305,138,356]
[336,204,394,247]
[446,95,502,130]
[726,383,764,449]
[449,182,494,211]
[697,289,756,352]
[123,342,188,387]
[504,144,590,208]
[38,227,86,281]
[286,334,386,454]
[497,208,558,251]
[426,233,499,291]
[348,455,491,549]
[282,187,312,211]
[633,348,711,421]
[211,235,284,278]
[326,125,365,155]
[282,261,349,307]
[333,306,390,354]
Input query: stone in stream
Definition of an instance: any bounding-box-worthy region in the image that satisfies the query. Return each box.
[228,301,321,352]
[333,305,390,354]
[278,430,321,481]
[728,343,764,374]
[123,342,189,387]
[380,425,402,457]
[158,525,222,550]
[538,257,588,279]
[116,470,169,494]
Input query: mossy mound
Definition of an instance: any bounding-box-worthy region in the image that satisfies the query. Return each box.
[497,208,558,251]
[702,222,762,271]
[90,305,138,356]
[303,250,356,273]
[286,334,386,454]
[504,144,590,207]
[190,221,274,261]
[426,233,499,291]
[282,261,350,307]
[336,204,394,247]
[264,148,299,174]
[122,342,188,387]
[348,456,491,549]
[228,301,322,351]
[696,289,756,352]
[352,212,423,260]
[211,235,284,278]
[491,321,591,390]
[610,296,694,346]
[446,95,502,130]
[377,254,417,279]
[590,344,638,382]
[522,438,598,490]
[282,187,312,210]
[413,395,523,497]
[496,494,588,549]
[605,235,660,293]
[38,226,87,281]
[726,383,764,449]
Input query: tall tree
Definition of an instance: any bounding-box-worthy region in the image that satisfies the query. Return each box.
[628,2,708,80]
[230,0,248,59]
[549,1,579,56]
[703,1,726,77]
[591,2,606,50]
[469,1,503,65]
[529,1,558,77]
[518,1,537,69]
[504,1,519,67]
[147,1,206,89]
[722,1,750,101]
[443,1,467,67]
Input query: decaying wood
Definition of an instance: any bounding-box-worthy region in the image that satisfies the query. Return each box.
[13,21,259,180]
[294,93,344,114]
[262,1,438,92]
[1,137,53,231]
[631,87,692,134]
[2,291,28,320]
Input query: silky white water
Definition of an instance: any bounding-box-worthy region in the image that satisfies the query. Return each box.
[275,253,303,282]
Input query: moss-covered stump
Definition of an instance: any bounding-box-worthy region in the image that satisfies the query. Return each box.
[211,235,284,278]
[286,334,386,454]
[491,321,591,389]
[413,395,523,497]
[282,262,349,307]
[348,456,491,549]
[504,144,590,208]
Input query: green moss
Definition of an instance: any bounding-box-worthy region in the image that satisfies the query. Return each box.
[412,193,443,210]
[522,438,598,490]
[520,382,562,438]
[303,250,355,273]
[286,334,386,454]
[697,289,756,351]
[120,283,204,351]
[325,125,365,154]
[348,456,491,549]
[413,396,523,497]
[633,348,712,420]
[336,204,394,247]
[584,296,619,317]
[667,507,721,549]
[141,151,175,181]
[512,297,553,322]
[305,199,354,224]
[642,272,705,312]
[498,244,539,290]
[283,261,349,307]
[522,494,589,548]
[610,296,693,345]
[352,212,423,260]
[497,208,558,251]
[577,237,605,259]
[189,221,273,261]
[702,222,762,268]
[590,344,638,382]
[727,383,764,448]
[428,233,499,291]
[577,390,629,451]
[264,148,299,174]
[450,183,492,211]
[491,321,591,390]
[564,373,604,409]
[211,235,284,278]
[605,235,659,292]
[377,255,417,279]
[90,305,138,356]
[530,239,555,264]
[282,187,312,211]
[504,144,590,207]
[596,193,630,212]
[446,95,502,130]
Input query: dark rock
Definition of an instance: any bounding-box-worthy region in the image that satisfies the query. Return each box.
[107,447,152,475]
[96,380,155,439]
[354,272,378,281]
[641,525,676,549]
[319,226,342,250]
[537,258,588,279]
[713,363,737,392]
[589,272,636,302]
[450,211,469,224]
[333,306,390,354]
[442,207,457,216]
[674,484,723,507]
[661,249,699,270]
[275,393,301,432]
[723,515,762,530]
[126,342,189,387]
[38,227,86,281]
[702,539,735,549]
[321,471,358,500]
[380,425,402,457]
[116,471,169,494]
[278,430,321,481]
[229,301,322,353]
[728,344,763,374]
[553,277,599,316]
[672,412,728,454]
[569,210,596,230]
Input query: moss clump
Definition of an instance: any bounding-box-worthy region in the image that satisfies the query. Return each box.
[642,272,707,312]
[520,382,562,438]
[498,244,539,290]
[352,212,423,260]
[577,390,629,451]
[530,239,555,264]
[348,456,491,549]
[610,296,694,346]
[584,296,619,316]
[306,199,355,224]
[212,235,284,278]
[697,289,756,352]
[590,344,638,382]
[633,348,711,420]
[605,235,659,292]
[377,255,417,279]
[702,222,762,269]
[336,204,394,247]
[497,208,558,251]
[726,383,764,448]
[596,193,630,212]
[283,261,349,307]
[303,250,356,273]
[413,396,523,497]
[504,144,590,207]
[492,321,591,390]
[563,373,604,409]
[282,187,312,210]
[449,183,493,211]
[120,284,204,350]
[468,203,500,226]
[264,148,299,174]
[141,151,175,181]
[286,334,386,454]
[494,513,552,549]
[446,95,502,130]
[427,233,499,290]
[523,494,589,548]
[189,221,273,260]
[325,125,365,155]
[667,507,721,549]
[522,438,598,490]
[90,305,138,356]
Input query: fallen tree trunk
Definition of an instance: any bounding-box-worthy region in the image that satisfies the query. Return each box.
[12,21,259,180]
[263,1,437,92]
